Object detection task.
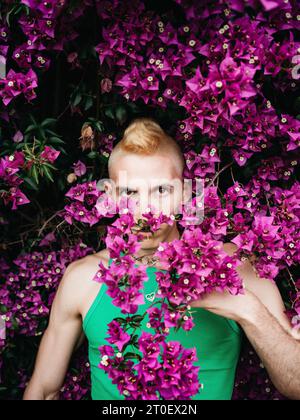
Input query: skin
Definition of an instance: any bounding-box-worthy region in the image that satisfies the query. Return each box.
[23,151,300,400]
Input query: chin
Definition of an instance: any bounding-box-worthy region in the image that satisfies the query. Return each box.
[139,234,160,247]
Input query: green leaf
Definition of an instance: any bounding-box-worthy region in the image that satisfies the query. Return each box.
[42,162,57,171]
[31,165,39,184]
[24,124,37,134]
[104,107,115,120]
[130,315,145,323]
[130,334,139,345]
[94,121,104,132]
[58,148,68,156]
[23,176,39,191]
[29,114,37,126]
[57,177,66,191]
[84,96,94,111]
[113,317,127,325]
[38,127,47,142]
[6,4,27,26]
[99,154,109,165]
[46,129,60,137]
[72,93,82,107]
[115,105,127,125]
[123,352,142,361]
[41,118,57,128]
[49,136,65,145]
[87,151,99,159]
[42,165,54,182]
[11,317,19,330]
[127,102,139,112]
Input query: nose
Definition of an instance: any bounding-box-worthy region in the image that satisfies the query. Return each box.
[134,194,151,222]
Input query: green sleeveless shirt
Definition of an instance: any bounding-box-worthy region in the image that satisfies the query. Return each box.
[83,258,242,400]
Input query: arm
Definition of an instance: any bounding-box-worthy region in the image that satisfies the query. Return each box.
[190,243,300,400]
[23,261,83,400]
[238,291,300,400]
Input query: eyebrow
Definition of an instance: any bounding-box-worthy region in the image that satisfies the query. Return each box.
[116,183,174,193]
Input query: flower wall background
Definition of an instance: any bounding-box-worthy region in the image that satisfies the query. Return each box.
[0,0,299,400]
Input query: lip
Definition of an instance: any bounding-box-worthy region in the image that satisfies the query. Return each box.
[131,229,153,238]
[131,227,161,235]
[132,227,149,232]
[137,231,152,236]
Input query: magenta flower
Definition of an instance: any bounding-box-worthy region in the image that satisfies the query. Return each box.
[0,69,38,106]
[40,146,60,163]
[252,215,280,242]
[4,187,30,210]
[106,320,131,352]
[13,131,24,143]
[100,78,113,93]
[2,0,300,402]
[73,160,86,177]
[21,0,66,18]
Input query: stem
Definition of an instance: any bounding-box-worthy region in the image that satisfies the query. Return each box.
[230,166,236,184]
[96,70,101,120]
[53,52,62,117]
[208,161,233,188]
[286,267,298,298]
[216,150,221,189]
[195,161,234,202]
[37,210,62,237]
[264,192,272,216]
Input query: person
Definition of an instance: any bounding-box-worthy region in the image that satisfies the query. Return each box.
[23,118,300,400]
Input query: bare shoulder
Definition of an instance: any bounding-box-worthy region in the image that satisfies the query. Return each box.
[54,249,110,314]
[65,248,110,275]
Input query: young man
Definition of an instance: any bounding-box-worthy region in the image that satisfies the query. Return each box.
[24,118,300,400]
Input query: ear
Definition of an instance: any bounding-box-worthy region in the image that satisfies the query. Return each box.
[104,180,110,194]
[97,178,115,198]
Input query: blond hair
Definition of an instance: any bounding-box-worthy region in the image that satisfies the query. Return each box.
[108,117,185,177]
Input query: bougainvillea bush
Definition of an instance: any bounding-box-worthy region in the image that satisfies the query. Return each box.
[0,0,299,400]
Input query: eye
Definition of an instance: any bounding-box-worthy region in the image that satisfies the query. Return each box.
[120,188,137,197]
[158,185,169,195]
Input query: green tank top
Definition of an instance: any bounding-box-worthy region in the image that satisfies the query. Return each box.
[83,257,242,400]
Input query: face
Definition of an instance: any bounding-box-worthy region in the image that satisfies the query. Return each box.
[106,152,184,249]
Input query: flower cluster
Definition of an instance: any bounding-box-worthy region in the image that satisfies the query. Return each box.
[0,69,38,106]
[232,340,287,401]
[225,179,300,279]
[1,0,299,401]
[0,145,61,210]
[286,278,300,331]
[93,210,200,399]
[59,344,91,400]
[63,181,107,226]
[0,151,30,210]
[0,241,93,398]
[100,331,200,400]
[93,207,245,399]
[0,242,92,344]
[96,0,300,164]
[1,344,91,400]
[0,0,94,113]
[155,228,243,304]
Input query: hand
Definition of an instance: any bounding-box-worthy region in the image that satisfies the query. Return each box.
[189,288,261,324]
